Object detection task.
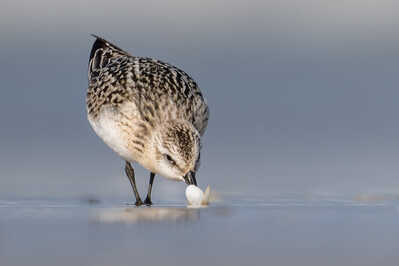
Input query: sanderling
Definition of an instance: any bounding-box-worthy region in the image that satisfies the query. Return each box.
[86,35,209,206]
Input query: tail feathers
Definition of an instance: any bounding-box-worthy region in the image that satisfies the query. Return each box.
[88,35,129,79]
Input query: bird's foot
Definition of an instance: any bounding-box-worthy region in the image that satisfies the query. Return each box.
[144,197,152,206]
[134,199,143,206]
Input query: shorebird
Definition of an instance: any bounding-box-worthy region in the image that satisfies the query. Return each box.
[86,35,209,206]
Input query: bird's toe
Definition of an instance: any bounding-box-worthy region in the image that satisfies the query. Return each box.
[144,197,152,206]
[135,199,143,206]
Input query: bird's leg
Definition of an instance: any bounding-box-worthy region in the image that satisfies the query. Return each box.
[144,172,155,206]
[124,161,143,206]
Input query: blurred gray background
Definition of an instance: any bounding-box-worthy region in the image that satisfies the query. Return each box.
[1,0,398,200]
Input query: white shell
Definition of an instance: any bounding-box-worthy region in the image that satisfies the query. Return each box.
[185,185,204,206]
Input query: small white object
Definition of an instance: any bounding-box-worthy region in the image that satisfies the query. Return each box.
[185,185,211,207]
[185,185,204,206]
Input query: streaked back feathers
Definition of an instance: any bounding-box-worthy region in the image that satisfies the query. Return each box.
[86,35,209,136]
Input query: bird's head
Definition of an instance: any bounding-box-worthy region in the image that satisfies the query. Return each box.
[150,120,200,185]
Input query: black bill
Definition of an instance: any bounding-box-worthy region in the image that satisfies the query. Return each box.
[183,171,197,186]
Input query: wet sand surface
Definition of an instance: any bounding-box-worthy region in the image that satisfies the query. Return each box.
[1,198,399,266]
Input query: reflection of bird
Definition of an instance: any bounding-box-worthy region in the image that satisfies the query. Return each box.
[96,208,200,224]
[86,35,209,206]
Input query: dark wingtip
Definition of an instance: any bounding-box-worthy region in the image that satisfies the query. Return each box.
[89,34,128,61]
[90,34,110,46]
[89,35,106,61]
[90,33,101,39]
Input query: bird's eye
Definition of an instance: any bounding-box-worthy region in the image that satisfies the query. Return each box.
[164,154,176,165]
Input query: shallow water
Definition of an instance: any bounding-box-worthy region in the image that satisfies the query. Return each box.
[1,198,399,266]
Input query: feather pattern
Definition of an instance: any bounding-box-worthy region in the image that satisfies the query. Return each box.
[86,36,209,136]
